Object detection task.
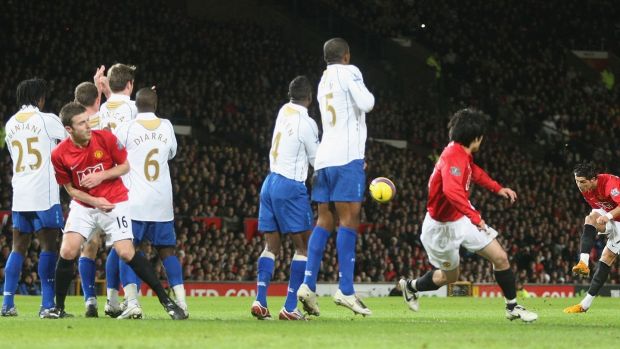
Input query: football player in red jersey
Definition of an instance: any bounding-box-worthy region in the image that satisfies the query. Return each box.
[398,109,537,322]
[46,102,186,320]
[564,163,620,313]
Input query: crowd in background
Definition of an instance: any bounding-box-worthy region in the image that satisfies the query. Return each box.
[1,0,620,296]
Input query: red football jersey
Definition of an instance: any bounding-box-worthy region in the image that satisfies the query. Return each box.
[51,130,128,207]
[427,142,503,225]
[581,174,620,212]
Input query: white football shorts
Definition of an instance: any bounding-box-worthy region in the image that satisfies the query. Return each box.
[421,212,498,270]
[592,209,620,254]
[64,200,134,246]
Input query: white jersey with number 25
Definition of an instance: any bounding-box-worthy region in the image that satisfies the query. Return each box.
[5,106,66,211]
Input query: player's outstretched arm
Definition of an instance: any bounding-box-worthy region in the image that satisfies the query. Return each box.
[63,183,115,212]
[81,161,130,189]
[471,163,503,192]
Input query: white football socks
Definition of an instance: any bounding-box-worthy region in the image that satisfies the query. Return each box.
[579,253,590,264]
[124,283,139,307]
[107,288,120,308]
[581,294,594,310]
[173,284,187,310]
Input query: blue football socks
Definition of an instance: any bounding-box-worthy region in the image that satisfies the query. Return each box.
[284,254,307,312]
[337,226,357,296]
[78,257,97,302]
[302,226,330,292]
[2,251,24,308]
[105,248,120,291]
[256,251,275,307]
[39,251,57,309]
[162,255,184,287]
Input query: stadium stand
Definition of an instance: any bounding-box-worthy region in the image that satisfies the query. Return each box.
[1,0,619,296]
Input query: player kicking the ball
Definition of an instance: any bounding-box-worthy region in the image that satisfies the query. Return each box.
[46,102,186,319]
[564,163,620,313]
[398,109,537,323]
[251,76,319,320]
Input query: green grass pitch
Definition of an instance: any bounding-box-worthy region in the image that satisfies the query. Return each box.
[0,296,618,349]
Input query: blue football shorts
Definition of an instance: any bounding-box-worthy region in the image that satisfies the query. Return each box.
[311,159,365,203]
[132,220,176,247]
[258,172,313,233]
[12,204,64,234]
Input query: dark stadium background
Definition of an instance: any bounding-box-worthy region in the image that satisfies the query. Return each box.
[0,0,618,297]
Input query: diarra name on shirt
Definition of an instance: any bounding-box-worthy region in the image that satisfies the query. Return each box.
[132,131,170,146]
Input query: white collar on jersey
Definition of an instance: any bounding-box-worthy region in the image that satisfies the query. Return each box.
[287,102,308,113]
[20,105,39,111]
[136,112,157,120]
[108,93,131,101]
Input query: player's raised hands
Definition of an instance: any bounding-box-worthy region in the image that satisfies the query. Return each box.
[498,187,517,203]
[81,171,107,189]
[93,65,111,99]
[93,197,115,212]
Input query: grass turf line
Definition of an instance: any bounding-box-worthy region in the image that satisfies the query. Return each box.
[0,296,617,349]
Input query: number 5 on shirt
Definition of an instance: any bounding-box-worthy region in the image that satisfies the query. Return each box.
[325,93,336,126]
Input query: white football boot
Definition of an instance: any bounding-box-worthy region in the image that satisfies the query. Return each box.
[297,284,320,316]
[506,304,538,322]
[398,278,419,312]
[333,289,372,316]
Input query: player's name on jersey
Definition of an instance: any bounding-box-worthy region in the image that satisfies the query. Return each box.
[5,122,43,141]
[132,131,170,146]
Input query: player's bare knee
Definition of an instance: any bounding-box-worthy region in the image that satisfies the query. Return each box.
[59,244,79,260]
[585,214,597,225]
[492,252,510,270]
[600,249,617,266]
[38,230,59,252]
[11,235,30,255]
[157,246,175,259]
[264,244,280,257]
[116,248,135,262]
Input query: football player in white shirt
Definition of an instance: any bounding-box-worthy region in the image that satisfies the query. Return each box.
[297,38,375,317]
[73,81,106,317]
[99,63,138,131]
[2,79,66,317]
[113,88,187,318]
[250,76,319,320]
[97,63,139,317]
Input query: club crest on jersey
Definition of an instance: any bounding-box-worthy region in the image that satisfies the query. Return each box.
[93,150,104,159]
[611,188,620,197]
[450,166,462,176]
[77,164,104,185]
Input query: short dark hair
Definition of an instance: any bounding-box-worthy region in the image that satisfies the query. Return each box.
[108,63,136,92]
[74,82,99,107]
[323,38,349,64]
[59,102,87,127]
[448,108,488,146]
[288,76,312,101]
[136,87,158,112]
[16,78,47,107]
[574,162,598,179]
